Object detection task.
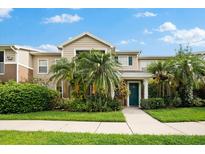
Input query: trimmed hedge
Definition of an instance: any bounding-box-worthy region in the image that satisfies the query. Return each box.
[0,82,59,113]
[140,98,165,109]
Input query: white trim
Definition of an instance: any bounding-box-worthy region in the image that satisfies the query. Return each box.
[58,32,115,48]
[127,81,141,107]
[0,50,5,75]
[61,80,64,98]
[18,63,33,70]
[37,59,49,74]
[4,62,16,64]
[61,48,64,57]
[74,48,108,57]
[9,46,19,82]
[16,50,19,82]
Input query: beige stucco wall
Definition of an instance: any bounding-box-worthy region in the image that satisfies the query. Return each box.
[32,55,61,88]
[138,59,158,71]
[18,49,32,68]
[5,49,16,63]
[62,35,113,60]
[117,54,139,71]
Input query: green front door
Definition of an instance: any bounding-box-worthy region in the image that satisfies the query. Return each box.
[129,83,139,106]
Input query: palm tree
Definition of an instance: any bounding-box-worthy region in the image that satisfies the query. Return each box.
[49,58,76,82]
[147,60,174,97]
[169,48,205,106]
[77,51,121,97]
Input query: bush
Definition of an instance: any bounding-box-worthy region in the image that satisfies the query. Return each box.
[172,97,182,107]
[0,82,60,113]
[86,94,121,112]
[140,98,165,109]
[65,98,88,112]
[164,96,182,107]
[192,97,205,107]
[148,83,158,98]
[63,94,122,112]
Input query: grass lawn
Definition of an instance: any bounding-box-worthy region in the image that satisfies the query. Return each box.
[0,111,125,122]
[145,107,205,122]
[0,131,205,145]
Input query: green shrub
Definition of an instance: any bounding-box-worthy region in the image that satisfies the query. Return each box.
[148,83,158,98]
[172,97,182,107]
[66,98,88,112]
[140,98,165,109]
[63,94,121,112]
[86,94,121,112]
[0,82,60,113]
[192,97,205,107]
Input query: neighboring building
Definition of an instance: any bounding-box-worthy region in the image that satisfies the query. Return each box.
[0,32,169,107]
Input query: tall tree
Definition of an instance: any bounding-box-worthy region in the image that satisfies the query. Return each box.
[147,60,173,97]
[49,58,76,82]
[169,46,205,106]
[77,51,121,97]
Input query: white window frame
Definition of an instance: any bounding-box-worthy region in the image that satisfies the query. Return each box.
[38,59,49,74]
[0,50,5,75]
[74,48,107,57]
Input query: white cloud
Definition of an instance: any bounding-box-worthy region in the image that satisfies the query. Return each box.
[160,27,205,47]
[37,44,58,52]
[140,41,146,45]
[118,39,145,46]
[120,40,129,45]
[135,11,157,18]
[119,39,137,45]
[144,28,153,34]
[160,35,174,43]
[0,8,13,22]
[43,14,82,24]
[158,22,177,32]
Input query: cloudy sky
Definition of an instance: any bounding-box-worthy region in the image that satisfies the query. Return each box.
[1,8,205,55]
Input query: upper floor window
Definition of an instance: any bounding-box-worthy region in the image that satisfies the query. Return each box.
[128,56,133,66]
[38,60,48,74]
[118,56,133,66]
[0,51,4,74]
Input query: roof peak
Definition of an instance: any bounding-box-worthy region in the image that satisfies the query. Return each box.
[58,32,115,48]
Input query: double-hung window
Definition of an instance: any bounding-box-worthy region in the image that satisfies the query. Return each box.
[0,51,4,74]
[38,60,48,74]
[118,56,133,66]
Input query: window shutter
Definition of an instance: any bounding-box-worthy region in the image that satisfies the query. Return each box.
[128,56,132,66]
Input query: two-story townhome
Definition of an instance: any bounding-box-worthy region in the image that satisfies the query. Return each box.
[0,32,169,107]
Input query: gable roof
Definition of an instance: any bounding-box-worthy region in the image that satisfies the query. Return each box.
[58,32,115,49]
[0,44,48,53]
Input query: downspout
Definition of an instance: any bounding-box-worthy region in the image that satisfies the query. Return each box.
[10,46,19,83]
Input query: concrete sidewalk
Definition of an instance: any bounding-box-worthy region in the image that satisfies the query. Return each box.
[0,108,205,135]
